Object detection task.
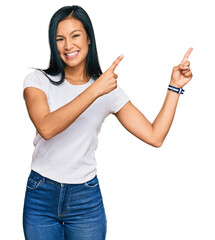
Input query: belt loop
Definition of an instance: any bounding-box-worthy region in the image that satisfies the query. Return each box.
[42,176,45,184]
[40,176,45,184]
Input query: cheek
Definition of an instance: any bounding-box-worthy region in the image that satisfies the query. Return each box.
[81,42,89,54]
[78,37,89,51]
[56,42,64,52]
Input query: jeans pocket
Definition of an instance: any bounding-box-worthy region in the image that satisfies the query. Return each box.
[26,172,42,190]
[84,175,99,188]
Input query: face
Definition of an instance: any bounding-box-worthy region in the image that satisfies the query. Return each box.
[56,17,90,69]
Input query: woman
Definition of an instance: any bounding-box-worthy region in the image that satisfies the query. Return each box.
[22,5,193,240]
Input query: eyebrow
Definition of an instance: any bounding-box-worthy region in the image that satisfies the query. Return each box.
[56,29,82,37]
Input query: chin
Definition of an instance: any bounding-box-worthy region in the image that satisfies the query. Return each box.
[65,58,87,69]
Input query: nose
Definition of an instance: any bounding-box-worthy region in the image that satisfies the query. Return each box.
[64,39,73,50]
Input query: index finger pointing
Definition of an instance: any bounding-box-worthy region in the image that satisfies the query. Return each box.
[109,54,124,71]
[180,48,193,64]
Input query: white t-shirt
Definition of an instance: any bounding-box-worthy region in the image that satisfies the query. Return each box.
[23,69,130,184]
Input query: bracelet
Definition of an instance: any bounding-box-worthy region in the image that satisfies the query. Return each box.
[168,85,184,94]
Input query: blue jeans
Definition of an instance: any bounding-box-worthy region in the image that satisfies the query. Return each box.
[22,170,107,240]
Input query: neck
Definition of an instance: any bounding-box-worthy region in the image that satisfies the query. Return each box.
[64,64,90,83]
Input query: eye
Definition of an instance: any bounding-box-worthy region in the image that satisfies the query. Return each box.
[56,38,64,42]
[72,34,80,38]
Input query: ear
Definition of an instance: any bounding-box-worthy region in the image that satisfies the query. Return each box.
[87,37,91,45]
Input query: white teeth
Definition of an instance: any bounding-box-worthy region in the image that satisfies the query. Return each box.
[66,51,79,56]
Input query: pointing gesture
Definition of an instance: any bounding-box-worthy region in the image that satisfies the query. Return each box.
[92,54,124,97]
[170,48,193,88]
[108,54,124,71]
[180,48,193,64]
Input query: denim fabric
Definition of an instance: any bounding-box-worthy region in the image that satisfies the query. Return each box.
[22,170,107,240]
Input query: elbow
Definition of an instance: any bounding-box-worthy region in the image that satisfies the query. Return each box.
[42,133,52,141]
[38,125,53,140]
[141,135,164,148]
[148,131,165,147]
[151,141,163,148]
[149,138,164,148]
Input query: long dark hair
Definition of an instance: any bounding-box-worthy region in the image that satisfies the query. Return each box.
[40,5,102,85]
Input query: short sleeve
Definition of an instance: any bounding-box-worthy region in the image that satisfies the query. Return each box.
[109,85,130,114]
[23,70,49,99]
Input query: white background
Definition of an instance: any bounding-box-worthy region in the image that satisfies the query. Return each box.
[1,0,215,239]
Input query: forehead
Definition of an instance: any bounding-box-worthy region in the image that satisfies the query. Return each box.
[57,18,85,34]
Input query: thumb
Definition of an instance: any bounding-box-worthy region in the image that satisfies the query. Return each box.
[174,64,189,71]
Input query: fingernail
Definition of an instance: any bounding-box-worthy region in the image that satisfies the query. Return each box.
[120,54,124,58]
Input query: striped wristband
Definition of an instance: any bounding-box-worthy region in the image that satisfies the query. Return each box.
[168,85,185,94]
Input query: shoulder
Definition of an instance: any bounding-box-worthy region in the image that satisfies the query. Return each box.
[23,70,52,96]
[24,69,51,81]
[109,85,126,96]
[24,69,48,83]
[24,69,62,85]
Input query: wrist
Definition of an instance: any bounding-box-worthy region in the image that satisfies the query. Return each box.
[168,85,184,95]
[88,83,102,99]
[169,80,182,88]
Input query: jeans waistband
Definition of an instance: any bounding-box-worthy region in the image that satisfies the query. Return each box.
[30,170,68,187]
[30,169,97,186]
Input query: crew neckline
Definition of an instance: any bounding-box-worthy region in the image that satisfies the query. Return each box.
[65,77,92,86]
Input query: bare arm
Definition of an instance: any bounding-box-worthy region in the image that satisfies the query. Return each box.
[24,55,124,140]
[24,84,98,140]
[113,92,179,147]
[114,48,193,147]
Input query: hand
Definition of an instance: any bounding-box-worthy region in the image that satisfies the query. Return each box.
[92,54,124,97]
[170,48,193,88]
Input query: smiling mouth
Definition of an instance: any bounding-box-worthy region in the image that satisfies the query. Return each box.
[65,51,80,59]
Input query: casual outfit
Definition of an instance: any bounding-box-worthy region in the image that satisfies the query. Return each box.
[22,70,130,239]
[23,170,107,240]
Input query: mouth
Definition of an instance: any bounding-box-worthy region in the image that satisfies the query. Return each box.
[64,50,80,59]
